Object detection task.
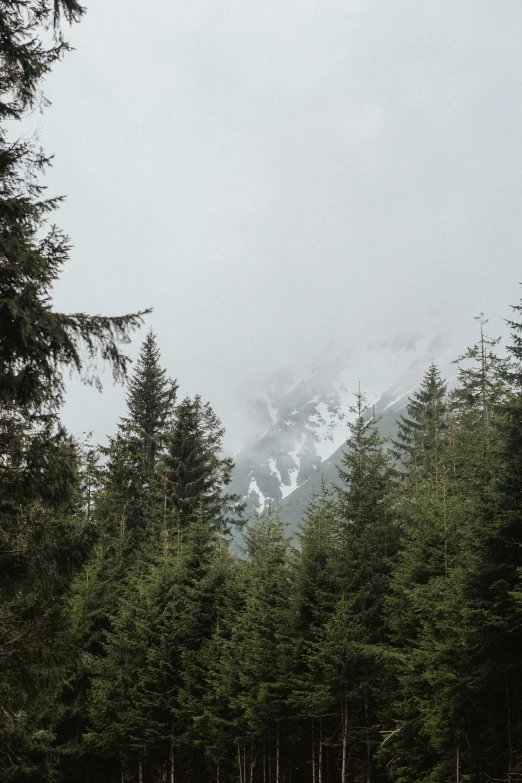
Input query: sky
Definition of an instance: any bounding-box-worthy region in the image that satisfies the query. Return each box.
[33,0,522,452]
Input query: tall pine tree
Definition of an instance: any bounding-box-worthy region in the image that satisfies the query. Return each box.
[164,395,243,535]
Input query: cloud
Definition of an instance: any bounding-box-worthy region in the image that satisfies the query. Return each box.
[34,0,522,451]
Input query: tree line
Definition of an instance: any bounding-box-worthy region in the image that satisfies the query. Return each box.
[2,3,522,782]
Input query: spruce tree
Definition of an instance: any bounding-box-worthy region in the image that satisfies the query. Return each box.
[199,547,245,781]
[101,331,177,547]
[164,395,244,534]
[121,329,178,481]
[315,390,396,783]
[289,484,338,782]
[232,505,292,783]
[86,566,162,783]
[383,348,505,782]
[393,363,448,483]
[451,314,510,430]
[57,334,176,780]
[442,296,522,780]
[0,4,148,778]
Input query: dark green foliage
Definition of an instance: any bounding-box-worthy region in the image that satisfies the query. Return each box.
[451,314,510,429]
[0,0,84,125]
[100,331,177,548]
[121,329,178,480]
[393,363,448,482]
[0,4,148,778]
[328,392,396,782]
[230,506,293,780]
[8,305,522,783]
[165,395,244,534]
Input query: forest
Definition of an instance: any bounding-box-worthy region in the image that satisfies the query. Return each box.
[2,2,522,782]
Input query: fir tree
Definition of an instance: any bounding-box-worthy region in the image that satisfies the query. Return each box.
[121,329,178,481]
[164,395,244,534]
[319,390,396,783]
[451,314,510,430]
[56,335,176,780]
[384,346,508,782]
[392,363,448,483]
[101,331,177,547]
[443,296,522,780]
[289,483,338,782]
[232,505,292,783]
[0,4,148,777]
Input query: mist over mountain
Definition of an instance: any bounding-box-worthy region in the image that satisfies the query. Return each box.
[230,316,475,523]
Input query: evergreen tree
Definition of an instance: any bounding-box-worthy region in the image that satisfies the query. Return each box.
[289,484,338,782]
[101,331,177,547]
[232,505,292,783]
[308,390,396,783]
[383,341,510,782]
[441,297,522,780]
[86,565,162,783]
[56,334,176,780]
[451,314,510,432]
[393,363,448,483]
[199,546,245,781]
[384,364,464,782]
[164,395,244,534]
[121,329,178,481]
[0,4,147,778]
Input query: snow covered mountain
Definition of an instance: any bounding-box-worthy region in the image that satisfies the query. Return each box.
[230,318,470,524]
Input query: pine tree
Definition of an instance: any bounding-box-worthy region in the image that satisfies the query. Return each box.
[318,390,396,783]
[232,505,292,783]
[289,483,338,782]
[441,296,522,780]
[451,315,510,430]
[101,331,177,548]
[164,395,244,534]
[56,335,176,780]
[0,5,148,777]
[383,347,507,782]
[121,329,178,481]
[393,363,448,483]
[86,567,161,783]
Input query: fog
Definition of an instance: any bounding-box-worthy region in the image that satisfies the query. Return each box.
[35,0,522,451]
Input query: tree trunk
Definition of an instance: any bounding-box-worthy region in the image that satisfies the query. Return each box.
[216,762,220,783]
[170,739,175,783]
[312,719,316,783]
[318,718,323,783]
[507,680,513,783]
[456,743,460,783]
[138,756,143,783]
[364,686,371,783]
[164,484,169,582]
[341,698,348,783]
[269,727,272,783]
[326,744,329,783]
[276,723,280,783]
[238,744,243,783]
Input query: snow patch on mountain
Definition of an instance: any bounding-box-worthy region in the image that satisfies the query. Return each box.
[268,457,281,483]
[230,316,476,515]
[248,475,266,511]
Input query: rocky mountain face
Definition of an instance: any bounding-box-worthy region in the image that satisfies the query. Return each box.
[229,322,466,526]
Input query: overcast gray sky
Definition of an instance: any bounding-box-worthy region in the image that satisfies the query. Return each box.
[35,0,522,451]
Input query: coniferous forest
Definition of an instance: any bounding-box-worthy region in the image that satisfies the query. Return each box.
[3,3,522,783]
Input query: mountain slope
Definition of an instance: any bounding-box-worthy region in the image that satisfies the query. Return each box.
[230,321,466,526]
